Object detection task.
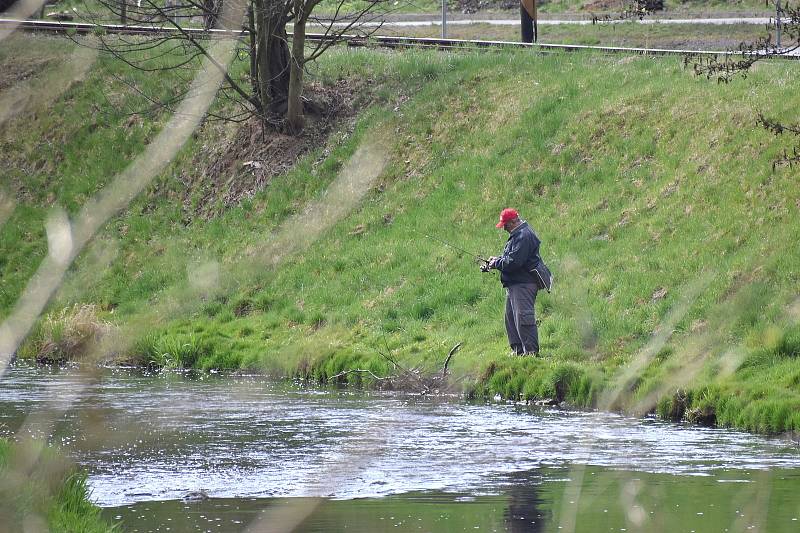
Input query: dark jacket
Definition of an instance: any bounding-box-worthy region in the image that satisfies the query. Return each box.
[494,221,541,288]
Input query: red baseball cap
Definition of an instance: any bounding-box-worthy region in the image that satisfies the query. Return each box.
[495,208,518,228]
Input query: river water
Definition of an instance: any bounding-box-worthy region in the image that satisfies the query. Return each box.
[1,365,800,532]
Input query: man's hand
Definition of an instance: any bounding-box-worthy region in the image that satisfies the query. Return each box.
[488,256,499,269]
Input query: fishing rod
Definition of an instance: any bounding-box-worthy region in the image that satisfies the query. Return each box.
[409,228,492,272]
[410,228,552,290]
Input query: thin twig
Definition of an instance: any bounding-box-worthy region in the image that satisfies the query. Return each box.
[330,368,390,381]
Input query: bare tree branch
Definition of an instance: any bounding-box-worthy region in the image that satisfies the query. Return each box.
[75,0,391,132]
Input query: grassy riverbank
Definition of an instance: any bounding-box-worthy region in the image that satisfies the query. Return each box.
[3,32,800,434]
[0,439,111,531]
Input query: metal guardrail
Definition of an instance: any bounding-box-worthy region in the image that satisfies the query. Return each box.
[2,17,798,59]
[0,17,246,37]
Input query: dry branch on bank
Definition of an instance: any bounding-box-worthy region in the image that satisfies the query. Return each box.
[331,342,463,394]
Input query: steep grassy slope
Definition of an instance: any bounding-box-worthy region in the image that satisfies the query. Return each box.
[3,32,800,433]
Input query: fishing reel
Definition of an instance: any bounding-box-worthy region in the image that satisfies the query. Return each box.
[480,261,492,273]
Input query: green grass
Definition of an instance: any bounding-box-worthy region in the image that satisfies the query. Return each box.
[0,439,113,532]
[3,32,800,434]
[370,21,772,50]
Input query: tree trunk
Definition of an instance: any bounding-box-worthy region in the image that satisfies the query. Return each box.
[248,3,259,98]
[253,0,290,119]
[203,0,217,29]
[286,5,306,134]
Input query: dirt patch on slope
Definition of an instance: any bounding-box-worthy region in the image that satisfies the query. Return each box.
[0,58,53,92]
[176,78,365,219]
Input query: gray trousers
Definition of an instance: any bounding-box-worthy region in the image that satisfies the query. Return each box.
[505,283,539,355]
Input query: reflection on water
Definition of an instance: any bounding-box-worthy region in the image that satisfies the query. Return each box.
[1,365,800,532]
[106,492,532,533]
[105,469,800,533]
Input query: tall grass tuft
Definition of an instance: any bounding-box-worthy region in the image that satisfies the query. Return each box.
[776,325,800,358]
[20,304,112,364]
[0,439,113,532]
[48,471,115,533]
[132,331,208,369]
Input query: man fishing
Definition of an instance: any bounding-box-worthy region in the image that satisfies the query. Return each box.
[486,208,543,356]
